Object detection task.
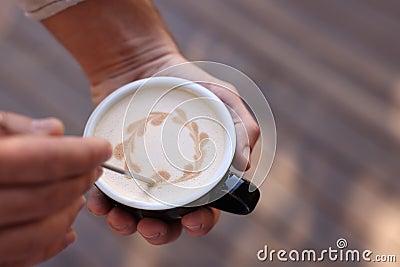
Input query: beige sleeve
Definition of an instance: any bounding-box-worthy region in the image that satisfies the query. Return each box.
[17,0,86,20]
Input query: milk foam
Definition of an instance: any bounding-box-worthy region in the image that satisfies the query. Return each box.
[93,85,228,206]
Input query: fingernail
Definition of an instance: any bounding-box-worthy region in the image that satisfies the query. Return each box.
[31,118,58,133]
[64,229,77,245]
[112,224,129,232]
[185,224,203,231]
[142,232,161,239]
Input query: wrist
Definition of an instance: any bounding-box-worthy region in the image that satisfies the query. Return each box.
[90,50,185,105]
[41,0,181,104]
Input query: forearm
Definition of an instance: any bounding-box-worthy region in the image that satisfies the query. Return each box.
[41,0,180,103]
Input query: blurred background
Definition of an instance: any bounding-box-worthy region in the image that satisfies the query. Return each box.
[1,0,399,266]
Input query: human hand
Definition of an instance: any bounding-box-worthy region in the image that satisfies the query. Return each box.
[41,0,260,245]
[0,111,112,266]
[87,54,260,245]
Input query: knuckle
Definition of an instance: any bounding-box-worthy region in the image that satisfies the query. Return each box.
[243,118,260,139]
[249,120,261,137]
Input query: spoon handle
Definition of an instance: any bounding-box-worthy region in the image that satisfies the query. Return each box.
[101,163,155,185]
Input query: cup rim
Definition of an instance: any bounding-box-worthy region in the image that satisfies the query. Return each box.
[83,76,236,210]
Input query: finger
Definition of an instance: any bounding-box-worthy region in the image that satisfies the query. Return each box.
[137,218,182,245]
[87,187,113,216]
[0,168,102,227]
[0,259,29,267]
[202,82,260,171]
[106,207,137,236]
[0,136,112,185]
[230,106,260,171]
[181,207,220,237]
[26,227,77,266]
[156,57,261,168]
[35,228,77,264]
[0,111,64,136]
[2,227,77,267]
[0,196,85,263]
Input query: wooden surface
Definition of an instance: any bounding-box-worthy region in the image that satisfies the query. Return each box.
[0,1,399,266]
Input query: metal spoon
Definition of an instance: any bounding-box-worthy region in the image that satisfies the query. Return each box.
[101,163,155,185]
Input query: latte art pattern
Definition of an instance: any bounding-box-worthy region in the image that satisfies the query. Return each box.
[91,82,231,207]
[113,108,210,186]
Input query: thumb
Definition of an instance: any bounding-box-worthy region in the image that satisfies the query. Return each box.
[198,81,260,171]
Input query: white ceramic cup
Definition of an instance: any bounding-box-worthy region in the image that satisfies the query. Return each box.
[83,77,260,219]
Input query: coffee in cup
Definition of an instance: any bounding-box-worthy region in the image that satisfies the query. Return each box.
[84,77,259,219]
